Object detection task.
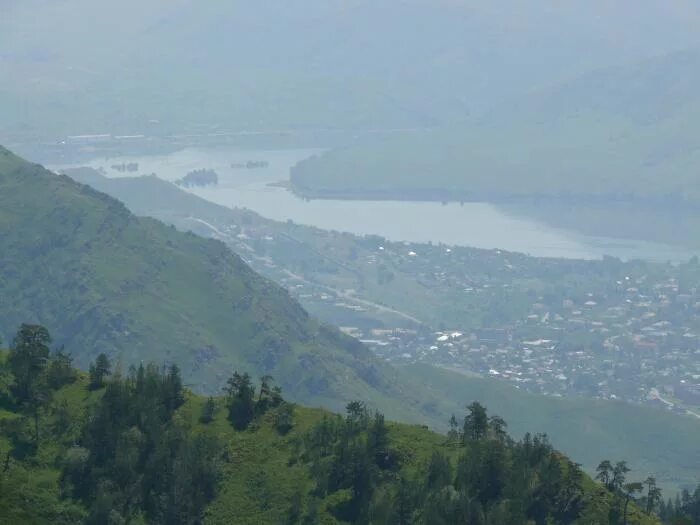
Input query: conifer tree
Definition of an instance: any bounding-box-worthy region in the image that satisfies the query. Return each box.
[88,353,111,390]
[225,372,256,430]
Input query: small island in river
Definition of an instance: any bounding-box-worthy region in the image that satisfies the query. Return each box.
[176,168,219,188]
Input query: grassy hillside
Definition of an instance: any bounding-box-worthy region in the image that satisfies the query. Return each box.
[0,145,426,422]
[290,51,700,207]
[0,351,662,524]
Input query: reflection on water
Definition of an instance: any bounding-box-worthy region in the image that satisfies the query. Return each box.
[500,202,700,256]
[55,147,699,262]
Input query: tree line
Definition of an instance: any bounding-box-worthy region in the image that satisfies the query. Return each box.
[295,400,588,524]
[0,324,295,524]
[1,323,699,524]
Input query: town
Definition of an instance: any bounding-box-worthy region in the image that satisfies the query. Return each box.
[175,202,700,419]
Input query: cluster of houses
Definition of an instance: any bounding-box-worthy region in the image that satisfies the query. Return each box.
[182,207,700,417]
[358,274,700,417]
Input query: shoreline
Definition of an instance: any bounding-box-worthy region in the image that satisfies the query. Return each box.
[288,182,700,212]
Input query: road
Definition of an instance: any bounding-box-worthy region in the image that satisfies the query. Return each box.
[185,216,425,326]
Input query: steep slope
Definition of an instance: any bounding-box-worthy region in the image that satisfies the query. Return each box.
[0,145,417,417]
[3,1,700,140]
[290,50,700,206]
[0,352,662,525]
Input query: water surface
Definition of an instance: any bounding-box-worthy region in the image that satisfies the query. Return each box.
[54,147,699,262]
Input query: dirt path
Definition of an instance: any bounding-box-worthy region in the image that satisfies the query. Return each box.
[281,269,424,325]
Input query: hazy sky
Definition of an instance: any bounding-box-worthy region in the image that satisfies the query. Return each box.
[3,1,700,137]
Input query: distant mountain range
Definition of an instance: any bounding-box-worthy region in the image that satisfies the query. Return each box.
[2,1,700,140]
[290,50,700,206]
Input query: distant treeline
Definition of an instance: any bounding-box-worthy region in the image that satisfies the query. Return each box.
[231,160,269,169]
[110,162,139,173]
[289,177,700,211]
[176,168,219,187]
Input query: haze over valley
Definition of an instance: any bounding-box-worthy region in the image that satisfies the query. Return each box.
[2,2,700,523]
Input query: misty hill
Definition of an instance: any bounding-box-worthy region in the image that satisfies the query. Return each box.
[0,346,663,524]
[0,145,433,421]
[290,50,700,206]
[60,166,700,493]
[3,1,700,140]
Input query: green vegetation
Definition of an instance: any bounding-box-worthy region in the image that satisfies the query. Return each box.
[176,169,219,188]
[0,325,671,524]
[400,365,700,498]
[290,51,700,208]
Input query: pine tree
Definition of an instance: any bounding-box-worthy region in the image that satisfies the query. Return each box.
[595,460,613,490]
[225,372,256,430]
[256,375,279,415]
[9,324,51,404]
[164,363,185,414]
[275,402,295,435]
[47,347,77,390]
[393,477,415,525]
[9,324,52,445]
[463,401,488,442]
[345,400,368,433]
[200,397,217,424]
[88,353,111,390]
[612,461,630,492]
[644,476,662,515]
[426,451,452,491]
[367,411,390,468]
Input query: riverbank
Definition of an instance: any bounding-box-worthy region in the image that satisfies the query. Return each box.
[288,179,700,210]
[51,146,700,261]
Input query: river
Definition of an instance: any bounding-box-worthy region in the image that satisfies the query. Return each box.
[53,147,699,262]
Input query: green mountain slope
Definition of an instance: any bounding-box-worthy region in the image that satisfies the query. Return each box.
[0,349,662,525]
[0,145,419,419]
[290,51,700,206]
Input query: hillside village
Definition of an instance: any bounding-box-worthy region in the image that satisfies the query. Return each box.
[171,203,700,418]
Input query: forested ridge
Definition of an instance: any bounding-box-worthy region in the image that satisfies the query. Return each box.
[2,324,693,524]
[290,51,700,208]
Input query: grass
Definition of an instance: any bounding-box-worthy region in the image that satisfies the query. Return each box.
[0,360,660,524]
